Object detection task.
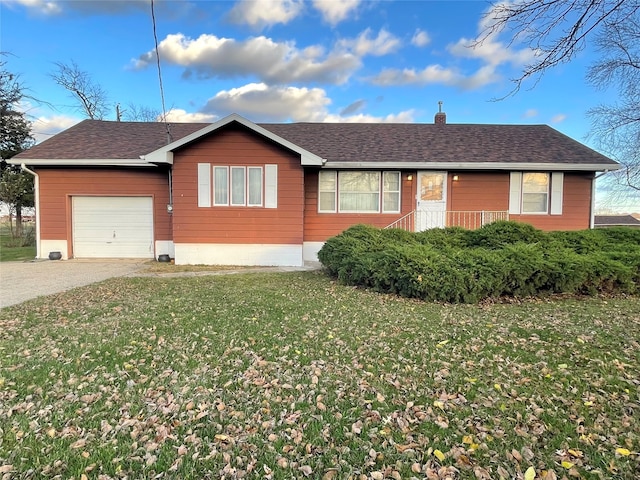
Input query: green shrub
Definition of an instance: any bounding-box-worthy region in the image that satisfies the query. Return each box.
[318,222,640,303]
[467,220,546,249]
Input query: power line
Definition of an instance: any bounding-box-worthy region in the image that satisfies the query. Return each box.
[150,0,172,143]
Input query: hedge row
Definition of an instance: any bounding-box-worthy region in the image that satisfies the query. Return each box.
[317,221,640,303]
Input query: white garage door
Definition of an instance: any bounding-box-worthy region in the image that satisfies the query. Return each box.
[72,196,154,258]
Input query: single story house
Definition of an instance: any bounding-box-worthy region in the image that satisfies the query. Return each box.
[11,112,619,266]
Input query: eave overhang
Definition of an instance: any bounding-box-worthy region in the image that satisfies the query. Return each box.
[7,158,157,167]
[322,161,621,171]
[142,113,325,166]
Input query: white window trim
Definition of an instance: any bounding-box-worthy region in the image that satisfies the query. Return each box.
[382,171,401,214]
[265,164,278,209]
[231,166,246,206]
[318,171,337,213]
[197,163,211,208]
[510,171,563,215]
[318,170,402,214]
[247,166,263,207]
[550,172,564,215]
[521,172,550,215]
[213,166,229,206]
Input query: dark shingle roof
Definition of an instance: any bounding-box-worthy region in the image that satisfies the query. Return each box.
[594,215,640,226]
[261,123,617,166]
[15,120,209,160]
[15,118,618,168]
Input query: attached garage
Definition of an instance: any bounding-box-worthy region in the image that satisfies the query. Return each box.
[72,196,154,258]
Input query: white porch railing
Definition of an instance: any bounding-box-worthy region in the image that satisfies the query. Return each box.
[385,210,509,231]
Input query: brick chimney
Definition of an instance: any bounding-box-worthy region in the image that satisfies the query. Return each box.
[434,100,446,125]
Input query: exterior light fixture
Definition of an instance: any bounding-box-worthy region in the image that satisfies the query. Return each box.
[452,175,459,181]
[407,174,413,181]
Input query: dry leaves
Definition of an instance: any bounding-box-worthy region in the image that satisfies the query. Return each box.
[0,273,639,478]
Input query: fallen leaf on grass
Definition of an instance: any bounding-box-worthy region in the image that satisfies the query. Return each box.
[70,439,86,449]
[299,465,313,476]
[434,449,446,462]
[615,447,631,456]
[524,466,536,480]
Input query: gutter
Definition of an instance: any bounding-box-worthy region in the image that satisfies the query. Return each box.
[591,169,610,229]
[20,163,41,259]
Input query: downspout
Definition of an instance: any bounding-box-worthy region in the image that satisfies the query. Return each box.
[591,170,610,229]
[20,163,41,259]
[168,168,173,208]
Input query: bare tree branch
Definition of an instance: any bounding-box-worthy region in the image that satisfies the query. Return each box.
[474,0,639,95]
[50,60,110,120]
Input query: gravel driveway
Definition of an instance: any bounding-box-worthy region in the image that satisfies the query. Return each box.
[0,259,147,309]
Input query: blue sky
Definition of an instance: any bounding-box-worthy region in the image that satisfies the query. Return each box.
[1,0,633,211]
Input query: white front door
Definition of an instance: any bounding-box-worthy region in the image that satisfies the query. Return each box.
[416,171,447,231]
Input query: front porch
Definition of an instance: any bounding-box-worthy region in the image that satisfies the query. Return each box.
[385,210,509,231]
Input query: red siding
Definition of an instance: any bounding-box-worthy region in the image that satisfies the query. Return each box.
[304,170,594,241]
[510,172,593,230]
[172,125,304,244]
[35,167,171,248]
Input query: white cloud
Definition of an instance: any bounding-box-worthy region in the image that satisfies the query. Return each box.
[322,110,415,123]
[447,35,537,68]
[551,113,567,123]
[133,33,360,85]
[202,83,331,122]
[1,0,62,15]
[523,108,538,118]
[1,0,192,16]
[370,64,461,87]
[228,0,304,28]
[30,115,81,143]
[338,28,400,57]
[312,0,361,25]
[200,82,414,123]
[163,109,218,123]
[446,2,538,68]
[370,63,502,90]
[411,29,431,47]
[368,3,537,90]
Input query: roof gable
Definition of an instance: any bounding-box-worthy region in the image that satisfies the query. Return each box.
[143,114,325,166]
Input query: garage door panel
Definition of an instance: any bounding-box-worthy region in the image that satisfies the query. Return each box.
[73,196,154,258]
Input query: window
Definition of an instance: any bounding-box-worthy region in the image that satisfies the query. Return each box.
[318,170,401,213]
[339,171,380,212]
[383,172,401,213]
[509,172,563,215]
[205,164,275,208]
[231,167,246,206]
[213,167,228,206]
[319,171,337,212]
[522,173,549,213]
[248,167,263,206]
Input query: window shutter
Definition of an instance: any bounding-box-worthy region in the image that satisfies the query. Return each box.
[509,172,522,214]
[265,164,278,208]
[550,172,564,215]
[197,163,211,207]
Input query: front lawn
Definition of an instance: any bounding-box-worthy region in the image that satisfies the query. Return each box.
[0,224,36,262]
[0,272,638,479]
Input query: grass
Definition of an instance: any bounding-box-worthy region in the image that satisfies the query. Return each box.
[0,223,36,262]
[0,271,639,479]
